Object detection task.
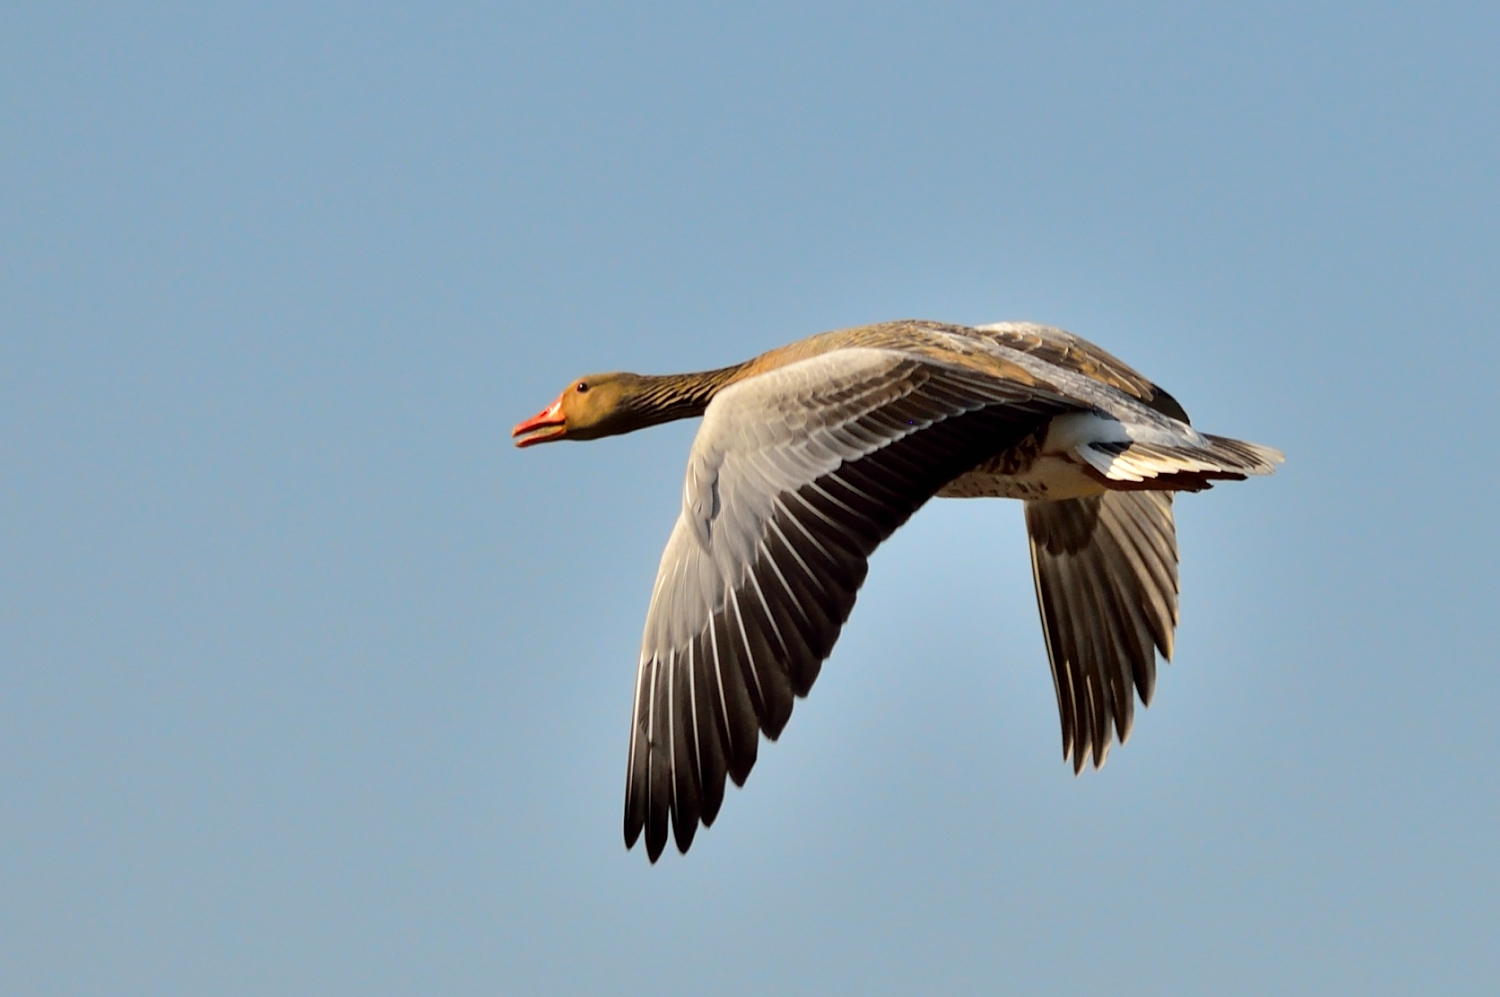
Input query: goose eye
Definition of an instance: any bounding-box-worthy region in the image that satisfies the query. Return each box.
[576,381,589,393]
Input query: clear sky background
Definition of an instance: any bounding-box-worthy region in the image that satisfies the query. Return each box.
[3,3,1498,995]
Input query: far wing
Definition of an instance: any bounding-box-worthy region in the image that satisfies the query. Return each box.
[1024,491,1180,773]
[974,322,1192,423]
[626,348,1068,860]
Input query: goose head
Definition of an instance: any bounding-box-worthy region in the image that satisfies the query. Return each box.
[512,373,656,447]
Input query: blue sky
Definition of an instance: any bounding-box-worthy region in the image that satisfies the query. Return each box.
[3,3,1497,994]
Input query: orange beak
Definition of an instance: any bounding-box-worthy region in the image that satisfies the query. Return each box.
[512,396,567,448]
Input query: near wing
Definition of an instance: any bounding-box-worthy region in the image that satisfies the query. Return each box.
[1024,491,1180,773]
[625,348,1069,860]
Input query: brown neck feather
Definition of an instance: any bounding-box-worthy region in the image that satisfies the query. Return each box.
[621,363,748,430]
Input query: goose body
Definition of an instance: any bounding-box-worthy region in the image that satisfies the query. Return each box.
[513,320,1281,861]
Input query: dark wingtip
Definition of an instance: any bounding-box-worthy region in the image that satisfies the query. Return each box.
[670,793,699,856]
[1146,385,1191,424]
[624,774,645,851]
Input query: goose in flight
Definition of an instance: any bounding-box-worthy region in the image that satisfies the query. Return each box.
[513,320,1281,861]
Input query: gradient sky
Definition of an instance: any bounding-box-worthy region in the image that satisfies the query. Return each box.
[3,3,1498,995]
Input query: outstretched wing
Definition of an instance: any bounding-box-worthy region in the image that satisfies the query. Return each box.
[626,347,1069,860]
[1024,491,1180,773]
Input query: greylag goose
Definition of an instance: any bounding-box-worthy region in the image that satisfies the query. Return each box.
[513,320,1281,861]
